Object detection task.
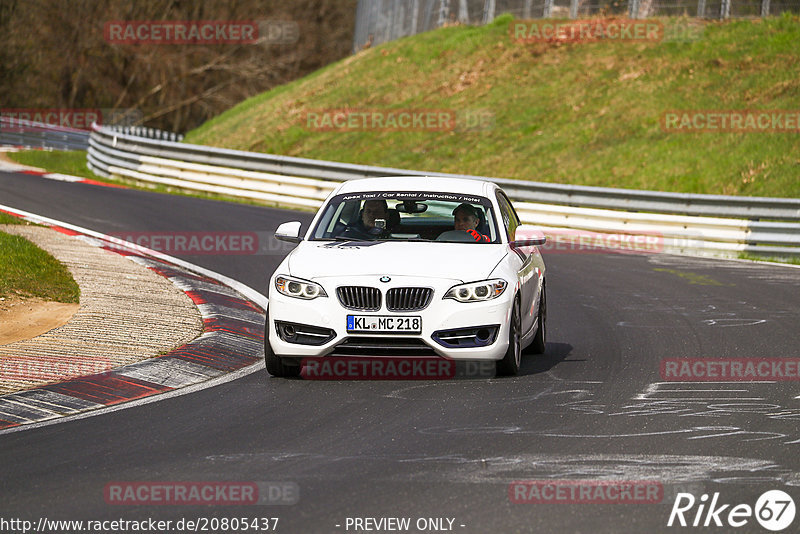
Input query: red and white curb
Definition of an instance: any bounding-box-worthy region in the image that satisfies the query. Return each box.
[0,155,126,189]
[0,204,268,434]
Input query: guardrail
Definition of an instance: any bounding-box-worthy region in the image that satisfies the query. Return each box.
[0,117,90,151]
[87,123,800,259]
[0,119,179,151]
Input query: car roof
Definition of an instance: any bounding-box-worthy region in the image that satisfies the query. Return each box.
[333,176,498,198]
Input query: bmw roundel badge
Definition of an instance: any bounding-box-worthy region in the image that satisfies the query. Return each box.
[380,276,391,283]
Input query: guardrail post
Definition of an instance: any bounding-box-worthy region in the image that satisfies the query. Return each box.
[628,0,641,18]
[437,0,450,26]
[569,0,579,18]
[720,0,730,18]
[543,0,554,18]
[457,0,469,22]
[482,0,495,24]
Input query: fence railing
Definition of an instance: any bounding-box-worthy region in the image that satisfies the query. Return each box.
[105,126,184,143]
[87,123,800,259]
[353,0,800,52]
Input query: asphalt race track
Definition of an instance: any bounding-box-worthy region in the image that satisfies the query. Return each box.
[2,169,800,533]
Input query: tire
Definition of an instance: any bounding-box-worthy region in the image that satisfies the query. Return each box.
[529,280,546,355]
[264,317,301,378]
[496,296,521,376]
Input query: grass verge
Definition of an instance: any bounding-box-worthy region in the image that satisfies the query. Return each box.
[6,150,97,180]
[0,230,80,303]
[738,252,800,265]
[0,212,27,225]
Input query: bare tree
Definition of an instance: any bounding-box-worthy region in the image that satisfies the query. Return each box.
[0,0,357,132]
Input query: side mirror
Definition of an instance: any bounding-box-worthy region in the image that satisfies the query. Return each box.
[510,224,546,248]
[275,221,303,243]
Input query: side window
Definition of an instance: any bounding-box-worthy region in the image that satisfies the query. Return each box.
[314,199,359,238]
[496,192,520,241]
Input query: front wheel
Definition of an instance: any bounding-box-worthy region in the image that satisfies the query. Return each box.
[496,297,521,376]
[264,317,301,378]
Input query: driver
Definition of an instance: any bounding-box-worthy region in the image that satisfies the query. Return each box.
[342,199,390,238]
[453,203,489,242]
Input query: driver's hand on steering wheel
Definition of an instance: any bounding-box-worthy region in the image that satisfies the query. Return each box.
[466,229,490,242]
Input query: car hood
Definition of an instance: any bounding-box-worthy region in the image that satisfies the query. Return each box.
[287,241,508,282]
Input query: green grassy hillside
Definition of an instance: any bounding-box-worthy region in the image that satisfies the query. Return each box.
[185,14,800,198]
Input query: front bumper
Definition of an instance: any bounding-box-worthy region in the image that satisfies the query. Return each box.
[267,275,513,361]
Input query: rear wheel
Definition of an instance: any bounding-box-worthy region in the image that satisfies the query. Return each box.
[529,280,546,354]
[496,297,521,376]
[264,316,301,378]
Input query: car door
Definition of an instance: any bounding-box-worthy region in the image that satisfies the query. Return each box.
[497,191,538,336]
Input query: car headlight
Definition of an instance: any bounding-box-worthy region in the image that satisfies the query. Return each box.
[444,279,507,302]
[275,275,327,300]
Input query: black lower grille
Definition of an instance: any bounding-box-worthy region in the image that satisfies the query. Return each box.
[331,336,438,356]
[336,286,381,311]
[386,287,433,312]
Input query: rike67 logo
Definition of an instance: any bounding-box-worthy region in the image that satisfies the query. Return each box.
[668,490,795,531]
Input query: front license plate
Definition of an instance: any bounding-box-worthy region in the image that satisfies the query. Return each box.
[347,315,421,333]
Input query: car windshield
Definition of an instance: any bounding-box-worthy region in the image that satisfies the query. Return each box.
[310,192,500,243]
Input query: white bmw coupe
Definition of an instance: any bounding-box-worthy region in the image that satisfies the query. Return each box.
[265,176,547,377]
